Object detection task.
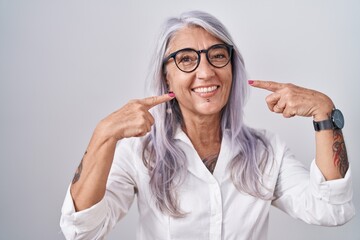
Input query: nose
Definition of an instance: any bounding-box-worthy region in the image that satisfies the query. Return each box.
[196,52,215,79]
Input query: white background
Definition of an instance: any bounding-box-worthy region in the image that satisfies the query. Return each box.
[0,0,359,239]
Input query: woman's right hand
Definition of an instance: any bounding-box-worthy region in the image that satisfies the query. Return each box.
[70,93,175,211]
[95,93,175,141]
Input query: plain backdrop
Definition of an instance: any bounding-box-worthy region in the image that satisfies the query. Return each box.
[0,0,359,239]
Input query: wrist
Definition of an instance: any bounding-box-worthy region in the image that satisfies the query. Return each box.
[313,112,332,122]
[93,121,120,145]
[312,103,335,122]
[311,93,334,121]
[313,108,344,131]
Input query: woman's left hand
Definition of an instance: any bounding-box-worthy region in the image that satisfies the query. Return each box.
[249,80,334,121]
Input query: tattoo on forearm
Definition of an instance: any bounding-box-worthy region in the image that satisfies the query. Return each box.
[72,151,87,184]
[332,130,349,177]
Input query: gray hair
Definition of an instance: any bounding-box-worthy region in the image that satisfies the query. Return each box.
[142,10,272,217]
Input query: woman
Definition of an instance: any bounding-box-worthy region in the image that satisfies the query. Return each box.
[60,10,354,239]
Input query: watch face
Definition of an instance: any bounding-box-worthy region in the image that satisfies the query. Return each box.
[332,109,344,129]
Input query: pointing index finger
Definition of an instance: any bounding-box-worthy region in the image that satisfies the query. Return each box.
[142,92,175,109]
[248,80,284,92]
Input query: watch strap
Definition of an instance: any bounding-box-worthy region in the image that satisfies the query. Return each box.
[313,119,333,131]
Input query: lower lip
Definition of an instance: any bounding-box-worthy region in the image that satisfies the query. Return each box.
[192,87,219,98]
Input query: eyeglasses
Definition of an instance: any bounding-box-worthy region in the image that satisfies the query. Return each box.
[163,44,233,73]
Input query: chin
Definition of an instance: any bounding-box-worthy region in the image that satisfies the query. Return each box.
[197,103,223,115]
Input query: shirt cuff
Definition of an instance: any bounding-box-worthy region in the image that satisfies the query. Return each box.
[310,160,353,204]
[60,185,108,234]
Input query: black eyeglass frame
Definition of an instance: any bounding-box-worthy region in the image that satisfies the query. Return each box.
[162,43,234,73]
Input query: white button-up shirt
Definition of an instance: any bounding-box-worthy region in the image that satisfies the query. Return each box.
[60,128,355,240]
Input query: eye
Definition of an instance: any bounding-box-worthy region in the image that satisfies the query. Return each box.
[209,48,229,61]
[179,55,193,63]
[176,51,198,66]
[213,53,226,59]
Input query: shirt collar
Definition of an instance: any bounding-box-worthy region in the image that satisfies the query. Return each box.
[173,124,234,184]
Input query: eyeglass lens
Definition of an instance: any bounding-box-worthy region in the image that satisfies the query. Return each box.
[174,45,231,72]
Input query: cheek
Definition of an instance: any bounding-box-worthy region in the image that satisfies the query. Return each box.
[223,71,233,91]
[166,72,191,92]
[166,76,175,91]
[221,73,233,103]
[165,66,178,89]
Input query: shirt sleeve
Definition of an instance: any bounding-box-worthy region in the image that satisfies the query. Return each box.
[60,186,109,240]
[271,135,355,226]
[60,139,138,240]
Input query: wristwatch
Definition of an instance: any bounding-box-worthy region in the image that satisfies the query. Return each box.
[313,108,344,131]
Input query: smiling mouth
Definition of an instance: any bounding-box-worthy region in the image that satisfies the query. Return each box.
[192,85,219,93]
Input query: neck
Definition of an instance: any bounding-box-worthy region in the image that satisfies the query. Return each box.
[182,114,222,159]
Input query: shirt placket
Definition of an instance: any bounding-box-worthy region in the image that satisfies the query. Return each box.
[209,178,223,240]
[174,128,225,240]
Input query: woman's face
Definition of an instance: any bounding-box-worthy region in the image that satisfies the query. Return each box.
[164,27,232,119]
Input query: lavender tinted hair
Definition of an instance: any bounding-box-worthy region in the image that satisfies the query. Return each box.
[143,10,272,217]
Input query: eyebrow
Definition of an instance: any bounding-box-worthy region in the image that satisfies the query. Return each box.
[166,42,225,54]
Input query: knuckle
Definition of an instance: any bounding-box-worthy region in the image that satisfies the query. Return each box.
[283,83,293,88]
[287,83,295,87]
[283,86,293,93]
[136,128,144,136]
[283,113,291,118]
[128,100,143,109]
[128,99,139,104]
[286,101,295,108]
[265,94,276,103]
[274,106,282,113]
[283,110,295,118]
[146,96,158,107]
[283,92,294,101]
[136,117,147,126]
[151,96,158,104]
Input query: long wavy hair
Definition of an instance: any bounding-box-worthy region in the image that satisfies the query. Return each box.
[142,10,272,217]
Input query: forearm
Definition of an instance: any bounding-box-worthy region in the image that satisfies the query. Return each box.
[315,128,349,180]
[311,96,349,180]
[70,129,118,211]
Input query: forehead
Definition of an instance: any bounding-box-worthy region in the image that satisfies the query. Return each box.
[167,26,223,53]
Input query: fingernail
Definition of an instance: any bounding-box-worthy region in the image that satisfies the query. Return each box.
[168,92,175,97]
[248,80,254,85]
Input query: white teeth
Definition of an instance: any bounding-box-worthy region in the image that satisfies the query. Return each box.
[193,86,218,93]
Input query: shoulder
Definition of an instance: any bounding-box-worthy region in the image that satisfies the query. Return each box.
[115,136,145,154]
[249,128,293,169]
[252,128,287,151]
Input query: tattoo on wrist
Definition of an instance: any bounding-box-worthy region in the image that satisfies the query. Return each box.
[332,130,349,177]
[72,151,87,184]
